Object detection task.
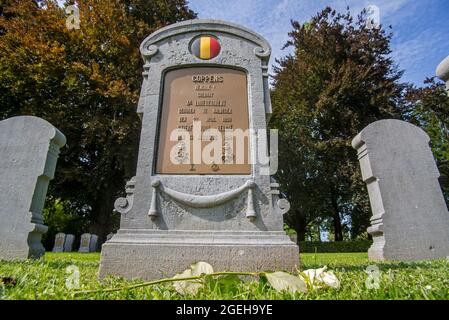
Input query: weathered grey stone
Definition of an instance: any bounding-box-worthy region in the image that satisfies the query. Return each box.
[0,116,66,260]
[352,119,449,261]
[52,233,66,253]
[78,233,98,253]
[106,233,114,241]
[64,234,75,252]
[99,19,298,280]
[436,55,449,90]
[289,234,298,244]
[52,233,75,253]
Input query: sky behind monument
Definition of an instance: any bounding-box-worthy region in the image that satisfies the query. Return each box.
[189,0,449,87]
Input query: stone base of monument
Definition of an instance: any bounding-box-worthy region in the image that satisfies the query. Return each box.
[99,230,299,280]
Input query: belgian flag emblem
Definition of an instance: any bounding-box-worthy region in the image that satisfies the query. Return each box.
[191,36,221,60]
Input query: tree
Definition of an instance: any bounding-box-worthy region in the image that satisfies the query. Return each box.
[405,78,449,206]
[0,0,196,242]
[270,7,405,241]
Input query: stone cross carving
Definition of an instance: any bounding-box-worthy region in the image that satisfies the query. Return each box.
[0,116,66,260]
[353,119,449,261]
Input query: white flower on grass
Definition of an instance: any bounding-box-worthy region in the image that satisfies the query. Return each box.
[173,262,214,295]
[425,285,432,290]
[301,266,340,289]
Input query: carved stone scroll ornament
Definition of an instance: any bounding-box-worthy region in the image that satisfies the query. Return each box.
[148,179,257,221]
[270,181,291,215]
[253,46,271,59]
[114,177,136,215]
[141,44,159,61]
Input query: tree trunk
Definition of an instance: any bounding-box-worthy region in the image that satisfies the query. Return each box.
[332,197,343,241]
[293,211,307,244]
[285,209,307,244]
[296,223,306,244]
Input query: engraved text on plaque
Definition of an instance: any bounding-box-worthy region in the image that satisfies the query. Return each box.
[156,67,250,174]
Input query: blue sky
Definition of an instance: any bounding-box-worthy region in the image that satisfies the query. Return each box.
[189,0,449,87]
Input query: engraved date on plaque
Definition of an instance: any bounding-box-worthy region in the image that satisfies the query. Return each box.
[156,67,250,174]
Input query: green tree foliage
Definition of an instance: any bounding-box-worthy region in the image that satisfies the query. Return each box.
[270,7,405,241]
[42,197,88,250]
[0,0,196,241]
[405,78,449,205]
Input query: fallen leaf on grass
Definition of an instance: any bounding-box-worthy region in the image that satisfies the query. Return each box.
[264,271,307,294]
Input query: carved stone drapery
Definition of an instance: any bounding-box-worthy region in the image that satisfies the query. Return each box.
[149,179,257,221]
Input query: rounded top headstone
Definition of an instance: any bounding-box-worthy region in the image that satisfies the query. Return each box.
[352,119,430,150]
[436,55,449,82]
[140,19,271,60]
[0,116,67,147]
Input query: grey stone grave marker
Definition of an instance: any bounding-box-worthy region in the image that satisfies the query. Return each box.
[52,233,75,252]
[52,233,65,253]
[99,20,298,280]
[78,233,98,253]
[0,116,66,260]
[64,234,75,252]
[353,119,449,261]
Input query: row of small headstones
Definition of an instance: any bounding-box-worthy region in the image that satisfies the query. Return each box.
[52,232,114,253]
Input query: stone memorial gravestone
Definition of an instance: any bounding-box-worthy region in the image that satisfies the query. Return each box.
[352,119,449,261]
[0,116,66,260]
[78,233,98,253]
[99,20,298,280]
[52,233,66,253]
[52,233,75,253]
[64,234,75,252]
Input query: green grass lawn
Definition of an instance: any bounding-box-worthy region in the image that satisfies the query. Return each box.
[0,252,448,300]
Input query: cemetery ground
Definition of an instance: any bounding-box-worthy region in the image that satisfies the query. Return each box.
[1,252,448,300]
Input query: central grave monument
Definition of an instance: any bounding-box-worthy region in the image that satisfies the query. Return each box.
[99,20,298,280]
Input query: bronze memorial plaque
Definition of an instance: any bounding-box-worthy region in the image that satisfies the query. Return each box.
[156,67,251,174]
